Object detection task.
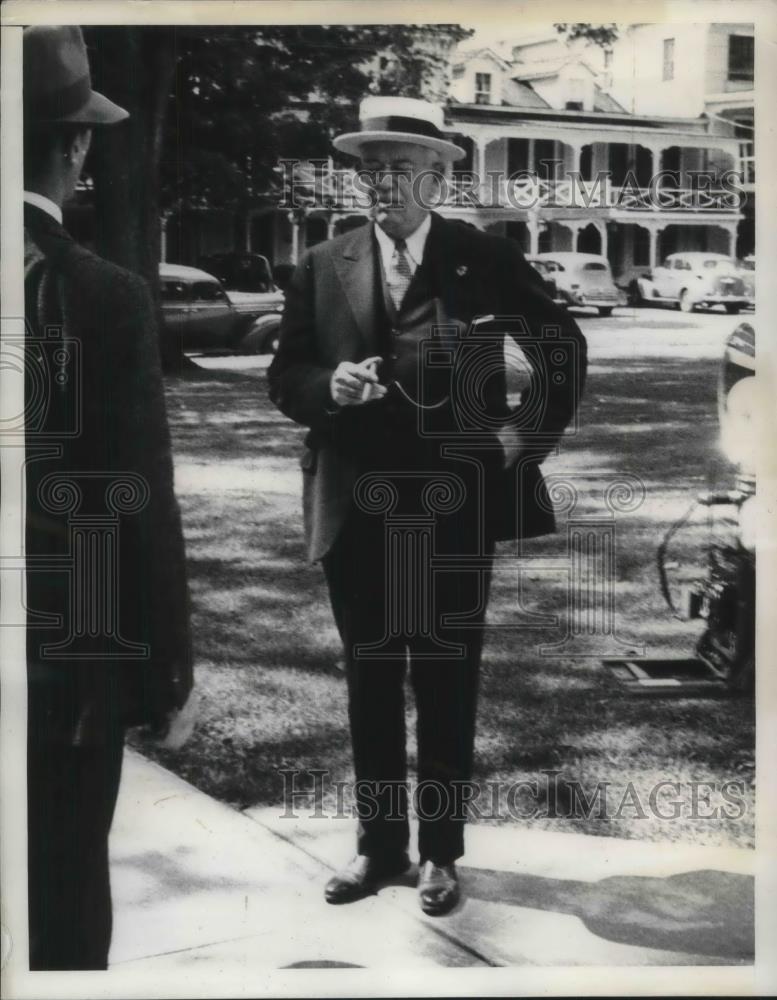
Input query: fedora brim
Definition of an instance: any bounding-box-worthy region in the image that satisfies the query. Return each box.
[333,131,465,162]
[56,89,129,126]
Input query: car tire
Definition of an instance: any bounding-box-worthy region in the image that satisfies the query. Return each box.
[679,289,695,313]
[724,304,741,315]
[237,314,282,355]
[598,307,614,317]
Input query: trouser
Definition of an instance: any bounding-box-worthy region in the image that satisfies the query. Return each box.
[322,456,494,864]
[27,719,125,970]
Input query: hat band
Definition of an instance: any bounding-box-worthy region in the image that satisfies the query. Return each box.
[360,115,444,142]
[26,74,92,120]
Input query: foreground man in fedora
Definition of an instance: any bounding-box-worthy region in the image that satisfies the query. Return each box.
[23,26,194,968]
[269,97,586,914]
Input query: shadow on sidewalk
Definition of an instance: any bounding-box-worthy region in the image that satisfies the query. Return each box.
[462,866,753,961]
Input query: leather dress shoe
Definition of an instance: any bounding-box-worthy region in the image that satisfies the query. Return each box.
[418,860,459,915]
[324,853,411,904]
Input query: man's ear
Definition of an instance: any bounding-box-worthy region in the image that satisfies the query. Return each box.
[68,127,93,163]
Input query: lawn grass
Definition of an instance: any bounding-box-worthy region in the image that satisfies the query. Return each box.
[131,348,755,848]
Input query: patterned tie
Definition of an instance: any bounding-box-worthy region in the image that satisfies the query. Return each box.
[388,238,414,310]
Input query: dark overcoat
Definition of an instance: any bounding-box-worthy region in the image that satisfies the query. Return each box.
[268,211,587,562]
[24,202,193,742]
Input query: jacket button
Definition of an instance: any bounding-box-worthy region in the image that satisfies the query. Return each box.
[390,353,398,361]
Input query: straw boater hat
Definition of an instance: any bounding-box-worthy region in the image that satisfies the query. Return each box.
[333,96,465,162]
[23,24,128,124]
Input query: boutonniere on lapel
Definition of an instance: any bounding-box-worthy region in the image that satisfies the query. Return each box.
[455,264,469,277]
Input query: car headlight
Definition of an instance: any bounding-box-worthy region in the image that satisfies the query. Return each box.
[720,375,758,473]
[739,495,757,552]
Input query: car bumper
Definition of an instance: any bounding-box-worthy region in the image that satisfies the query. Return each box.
[698,296,749,307]
[569,295,623,307]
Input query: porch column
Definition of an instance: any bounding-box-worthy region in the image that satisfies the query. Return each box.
[567,141,582,178]
[288,212,301,265]
[527,214,540,255]
[648,225,664,268]
[160,212,168,263]
[326,215,337,240]
[596,220,608,259]
[474,135,488,188]
[244,212,253,252]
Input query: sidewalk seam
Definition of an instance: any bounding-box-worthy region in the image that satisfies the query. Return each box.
[240,809,501,968]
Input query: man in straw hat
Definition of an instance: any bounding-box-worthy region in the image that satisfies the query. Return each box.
[23,25,194,968]
[269,96,586,915]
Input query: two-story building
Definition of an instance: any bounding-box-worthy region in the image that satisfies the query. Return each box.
[156,23,753,287]
[607,22,754,256]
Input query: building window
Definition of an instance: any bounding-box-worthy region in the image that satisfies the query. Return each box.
[475,72,492,105]
[728,35,754,82]
[565,101,584,110]
[662,38,674,81]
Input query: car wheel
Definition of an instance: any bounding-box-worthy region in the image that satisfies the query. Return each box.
[238,314,282,355]
[598,307,614,317]
[724,304,741,315]
[626,281,644,307]
[679,289,695,313]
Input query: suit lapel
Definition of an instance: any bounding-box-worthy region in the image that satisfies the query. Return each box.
[332,222,380,354]
[426,212,483,331]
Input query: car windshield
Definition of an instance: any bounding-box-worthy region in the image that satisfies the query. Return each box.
[703,259,735,269]
[582,262,608,271]
[192,282,228,302]
[740,259,755,270]
[208,257,274,292]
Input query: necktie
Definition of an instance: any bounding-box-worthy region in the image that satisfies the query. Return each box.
[388,238,413,310]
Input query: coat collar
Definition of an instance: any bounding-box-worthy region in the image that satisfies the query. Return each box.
[332,220,380,352]
[24,201,76,259]
[331,212,477,352]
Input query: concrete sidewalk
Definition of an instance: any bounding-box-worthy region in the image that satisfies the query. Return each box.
[108,751,754,970]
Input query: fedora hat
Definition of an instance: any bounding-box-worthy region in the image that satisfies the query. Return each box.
[333,96,465,162]
[24,25,128,125]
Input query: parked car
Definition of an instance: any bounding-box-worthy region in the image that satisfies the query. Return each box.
[534,252,623,316]
[739,255,755,310]
[526,255,568,308]
[159,263,282,354]
[627,252,749,314]
[197,252,285,354]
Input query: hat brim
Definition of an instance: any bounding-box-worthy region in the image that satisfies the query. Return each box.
[333,131,465,162]
[57,89,129,126]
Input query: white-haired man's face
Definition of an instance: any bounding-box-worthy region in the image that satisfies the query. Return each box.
[358,141,443,240]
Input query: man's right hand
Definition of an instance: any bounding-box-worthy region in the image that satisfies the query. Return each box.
[330,357,388,407]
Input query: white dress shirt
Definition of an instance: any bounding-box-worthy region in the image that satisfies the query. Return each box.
[24,191,63,225]
[374,212,432,278]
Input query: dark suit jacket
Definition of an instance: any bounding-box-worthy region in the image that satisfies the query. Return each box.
[268,212,587,562]
[24,203,193,741]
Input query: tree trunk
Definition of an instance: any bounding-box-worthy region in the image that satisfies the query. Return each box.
[85,27,194,373]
